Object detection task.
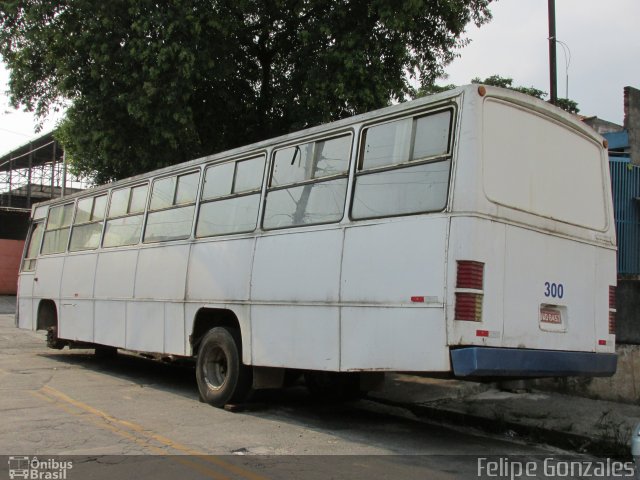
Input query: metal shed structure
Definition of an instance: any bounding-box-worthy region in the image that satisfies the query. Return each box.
[0,132,86,294]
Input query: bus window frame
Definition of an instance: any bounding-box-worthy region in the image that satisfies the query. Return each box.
[349,105,456,221]
[21,220,45,271]
[195,154,267,239]
[143,169,201,244]
[68,194,108,252]
[40,201,76,255]
[102,182,150,249]
[261,132,354,231]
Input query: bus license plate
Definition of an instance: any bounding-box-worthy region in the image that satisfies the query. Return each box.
[540,308,562,324]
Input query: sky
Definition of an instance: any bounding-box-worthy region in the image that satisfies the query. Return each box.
[1,0,638,157]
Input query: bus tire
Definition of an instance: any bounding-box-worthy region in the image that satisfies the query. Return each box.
[196,327,251,407]
[46,326,65,350]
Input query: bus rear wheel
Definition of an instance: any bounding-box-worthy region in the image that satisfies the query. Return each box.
[196,327,251,407]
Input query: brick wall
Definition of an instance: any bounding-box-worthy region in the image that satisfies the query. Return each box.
[0,239,24,295]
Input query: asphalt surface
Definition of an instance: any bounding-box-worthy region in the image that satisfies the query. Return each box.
[0,312,597,480]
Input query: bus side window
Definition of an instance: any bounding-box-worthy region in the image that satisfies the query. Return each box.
[144,171,200,243]
[351,109,453,220]
[103,184,149,248]
[22,221,44,271]
[41,203,74,255]
[69,194,107,251]
[196,155,265,237]
[263,134,352,229]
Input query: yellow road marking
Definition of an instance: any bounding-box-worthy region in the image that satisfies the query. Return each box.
[30,390,171,454]
[34,385,268,480]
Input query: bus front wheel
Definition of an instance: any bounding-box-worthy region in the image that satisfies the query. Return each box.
[196,327,251,407]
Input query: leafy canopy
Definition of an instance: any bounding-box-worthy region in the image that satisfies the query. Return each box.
[417,74,580,115]
[0,0,492,183]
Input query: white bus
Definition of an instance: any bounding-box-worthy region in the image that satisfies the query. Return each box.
[16,85,617,407]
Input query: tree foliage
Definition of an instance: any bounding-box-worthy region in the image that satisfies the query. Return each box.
[417,74,580,115]
[471,75,547,100]
[0,0,493,183]
[472,75,580,114]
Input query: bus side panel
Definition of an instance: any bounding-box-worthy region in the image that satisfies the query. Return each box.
[251,305,340,370]
[250,229,343,369]
[128,244,189,353]
[17,273,35,330]
[31,256,64,332]
[187,238,255,302]
[446,217,506,347]
[59,253,98,342]
[340,307,449,371]
[340,218,449,304]
[95,250,138,300]
[251,229,343,303]
[95,300,126,349]
[94,249,138,349]
[126,301,165,353]
[59,300,94,342]
[164,302,185,355]
[135,245,189,300]
[33,256,64,301]
[595,246,617,353]
[340,218,449,371]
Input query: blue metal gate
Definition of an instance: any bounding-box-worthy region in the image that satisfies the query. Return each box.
[609,156,640,275]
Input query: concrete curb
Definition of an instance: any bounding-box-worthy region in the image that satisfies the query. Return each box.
[368,395,630,458]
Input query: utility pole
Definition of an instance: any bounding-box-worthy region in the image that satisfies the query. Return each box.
[548,0,558,105]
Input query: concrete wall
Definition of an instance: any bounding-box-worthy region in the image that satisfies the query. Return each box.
[533,344,640,404]
[625,86,640,166]
[0,239,24,295]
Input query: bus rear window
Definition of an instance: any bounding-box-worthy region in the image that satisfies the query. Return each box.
[483,100,607,230]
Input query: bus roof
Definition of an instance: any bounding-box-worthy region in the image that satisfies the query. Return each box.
[32,84,605,210]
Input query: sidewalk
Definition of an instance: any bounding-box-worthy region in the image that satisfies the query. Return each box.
[370,373,640,457]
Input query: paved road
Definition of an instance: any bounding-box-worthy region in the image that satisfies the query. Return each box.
[0,314,589,479]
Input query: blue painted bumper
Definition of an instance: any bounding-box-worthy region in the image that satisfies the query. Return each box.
[450,347,617,377]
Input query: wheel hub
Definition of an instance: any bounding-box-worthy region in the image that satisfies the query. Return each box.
[203,346,228,391]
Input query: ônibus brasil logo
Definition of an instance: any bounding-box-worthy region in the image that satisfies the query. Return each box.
[8,457,72,480]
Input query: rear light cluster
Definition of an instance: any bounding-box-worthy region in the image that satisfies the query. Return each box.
[609,285,616,335]
[454,261,484,322]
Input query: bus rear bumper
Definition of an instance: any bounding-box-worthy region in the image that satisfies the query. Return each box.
[450,347,617,377]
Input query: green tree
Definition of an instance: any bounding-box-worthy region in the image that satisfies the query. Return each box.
[0,0,493,183]
[417,74,580,115]
[472,75,579,114]
[471,75,547,99]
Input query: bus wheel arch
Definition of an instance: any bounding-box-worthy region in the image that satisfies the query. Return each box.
[37,300,64,350]
[191,308,252,407]
[191,308,246,355]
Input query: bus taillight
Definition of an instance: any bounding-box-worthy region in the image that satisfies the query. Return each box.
[454,261,484,322]
[609,286,616,335]
[456,260,484,290]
